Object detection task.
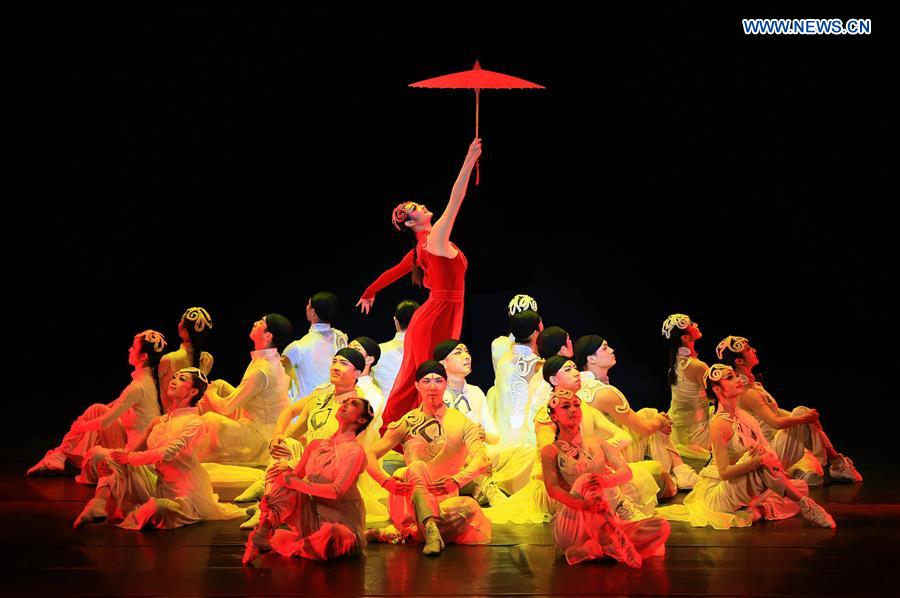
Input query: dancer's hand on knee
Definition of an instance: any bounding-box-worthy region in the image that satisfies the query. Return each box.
[594,473,618,489]
[427,476,459,496]
[110,451,130,465]
[383,478,413,496]
[97,460,113,477]
[583,474,603,493]
[656,414,672,435]
[802,409,820,425]
[269,436,291,460]
[758,452,783,475]
[266,462,292,485]
[584,495,610,514]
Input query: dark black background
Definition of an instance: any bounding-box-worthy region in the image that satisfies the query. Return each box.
[10,7,891,459]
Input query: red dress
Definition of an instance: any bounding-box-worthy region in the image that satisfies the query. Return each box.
[361,230,467,431]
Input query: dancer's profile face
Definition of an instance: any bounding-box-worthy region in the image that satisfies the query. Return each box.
[683,321,702,342]
[249,317,270,346]
[416,373,448,408]
[558,335,574,358]
[552,360,582,391]
[590,341,616,368]
[128,336,147,368]
[739,345,759,368]
[330,355,359,386]
[177,320,191,343]
[401,202,432,228]
[441,344,471,377]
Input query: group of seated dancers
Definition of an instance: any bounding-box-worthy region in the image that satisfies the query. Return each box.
[29,299,862,567]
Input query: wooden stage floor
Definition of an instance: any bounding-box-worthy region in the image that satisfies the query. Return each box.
[5,459,898,597]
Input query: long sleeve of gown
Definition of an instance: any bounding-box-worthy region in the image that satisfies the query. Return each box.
[361,250,414,300]
[157,356,175,410]
[206,369,267,416]
[128,418,204,466]
[100,384,146,430]
[599,441,633,486]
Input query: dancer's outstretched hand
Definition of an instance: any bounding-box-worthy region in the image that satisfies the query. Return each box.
[356,297,374,315]
[383,478,413,496]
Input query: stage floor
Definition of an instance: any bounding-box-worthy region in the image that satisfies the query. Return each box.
[6,460,898,597]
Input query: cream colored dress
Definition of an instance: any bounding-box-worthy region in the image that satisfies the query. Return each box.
[669,349,712,459]
[89,408,245,529]
[552,436,670,566]
[657,409,807,529]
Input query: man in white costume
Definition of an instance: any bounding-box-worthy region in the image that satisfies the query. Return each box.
[573,334,700,491]
[435,339,535,505]
[282,291,348,401]
[373,300,419,396]
[198,314,293,466]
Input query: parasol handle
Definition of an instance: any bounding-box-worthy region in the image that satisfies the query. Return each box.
[475,88,480,186]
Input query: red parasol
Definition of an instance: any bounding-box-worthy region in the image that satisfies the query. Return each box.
[409,60,544,184]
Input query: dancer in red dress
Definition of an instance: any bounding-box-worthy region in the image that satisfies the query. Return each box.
[357,138,482,430]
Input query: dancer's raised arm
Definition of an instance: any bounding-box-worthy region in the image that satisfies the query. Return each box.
[428,138,481,255]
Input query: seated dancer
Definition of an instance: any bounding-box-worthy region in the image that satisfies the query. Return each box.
[535,356,659,519]
[435,339,535,505]
[522,325,574,446]
[242,395,377,565]
[662,314,712,459]
[373,300,419,396]
[365,361,492,556]
[74,368,245,530]
[283,292,349,401]
[484,357,643,525]
[29,330,166,483]
[544,388,671,567]
[236,348,389,528]
[356,139,482,432]
[717,335,861,484]
[158,307,214,413]
[574,334,699,491]
[493,309,543,444]
[199,314,292,466]
[491,293,539,374]
[657,365,835,529]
